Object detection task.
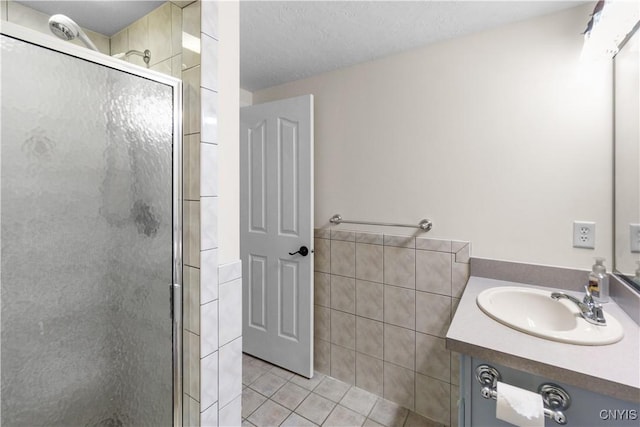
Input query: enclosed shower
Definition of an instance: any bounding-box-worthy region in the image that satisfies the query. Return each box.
[0,22,182,426]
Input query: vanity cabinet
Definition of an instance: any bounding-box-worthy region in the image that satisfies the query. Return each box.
[458,356,639,427]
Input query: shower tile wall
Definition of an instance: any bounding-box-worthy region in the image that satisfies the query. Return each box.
[314,229,470,426]
[110,2,241,426]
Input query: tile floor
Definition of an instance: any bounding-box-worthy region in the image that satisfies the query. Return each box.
[242,353,446,427]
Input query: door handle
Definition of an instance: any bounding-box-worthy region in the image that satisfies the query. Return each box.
[289,246,310,257]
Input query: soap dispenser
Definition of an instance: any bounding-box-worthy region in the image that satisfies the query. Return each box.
[588,257,609,303]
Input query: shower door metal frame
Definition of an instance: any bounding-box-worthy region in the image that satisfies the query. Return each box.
[0,21,184,427]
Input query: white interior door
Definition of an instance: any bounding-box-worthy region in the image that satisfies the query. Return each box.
[240,95,314,377]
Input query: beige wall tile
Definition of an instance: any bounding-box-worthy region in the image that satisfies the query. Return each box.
[383,363,415,410]
[355,317,383,359]
[315,272,331,307]
[451,297,461,320]
[455,243,470,263]
[331,344,356,384]
[314,305,331,341]
[171,54,182,78]
[451,241,468,252]
[415,333,449,382]
[383,285,416,330]
[415,237,452,252]
[331,230,355,241]
[314,238,331,273]
[150,57,172,75]
[128,16,149,67]
[451,352,460,386]
[356,352,383,396]
[330,310,355,349]
[183,200,200,267]
[415,291,450,337]
[356,232,384,245]
[384,235,415,248]
[331,240,356,277]
[183,330,200,400]
[182,0,201,69]
[183,133,200,199]
[148,2,172,65]
[183,393,200,426]
[1,0,6,21]
[355,280,383,321]
[383,325,415,370]
[171,3,182,56]
[415,374,450,425]
[331,275,355,313]
[110,28,128,56]
[315,338,331,375]
[356,243,383,283]
[183,266,200,334]
[182,65,201,135]
[416,250,451,295]
[384,247,415,289]
[315,228,331,239]
[451,261,470,298]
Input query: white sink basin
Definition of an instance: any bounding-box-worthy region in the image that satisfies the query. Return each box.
[476,287,624,345]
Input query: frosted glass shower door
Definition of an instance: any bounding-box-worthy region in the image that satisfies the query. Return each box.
[1,32,178,427]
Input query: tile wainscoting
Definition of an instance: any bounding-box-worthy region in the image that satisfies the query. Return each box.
[313,229,471,426]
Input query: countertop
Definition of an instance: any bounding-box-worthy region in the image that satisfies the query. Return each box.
[446,276,640,403]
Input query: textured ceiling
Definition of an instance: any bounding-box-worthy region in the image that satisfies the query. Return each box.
[16,1,166,36]
[240,1,589,92]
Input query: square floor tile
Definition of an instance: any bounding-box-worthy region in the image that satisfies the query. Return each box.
[404,411,441,427]
[295,393,337,425]
[241,387,267,419]
[272,382,311,410]
[282,412,319,427]
[340,387,378,416]
[249,372,288,397]
[291,372,326,391]
[248,400,291,427]
[323,405,366,426]
[368,398,409,427]
[270,365,296,381]
[314,377,351,402]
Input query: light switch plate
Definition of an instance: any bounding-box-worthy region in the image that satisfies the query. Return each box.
[573,221,595,249]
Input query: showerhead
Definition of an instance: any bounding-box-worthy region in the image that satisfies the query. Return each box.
[48,14,99,52]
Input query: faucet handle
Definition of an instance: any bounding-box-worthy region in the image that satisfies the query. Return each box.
[583,285,595,304]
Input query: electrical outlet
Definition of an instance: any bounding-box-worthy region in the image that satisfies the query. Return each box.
[631,224,640,253]
[573,221,595,249]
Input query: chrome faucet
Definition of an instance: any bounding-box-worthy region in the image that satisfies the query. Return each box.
[551,286,607,326]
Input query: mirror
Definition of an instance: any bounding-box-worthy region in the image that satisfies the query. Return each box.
[613,24,640,288]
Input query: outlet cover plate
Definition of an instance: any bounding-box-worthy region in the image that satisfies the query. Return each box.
[573,221,595,249]
[631,224,640,253]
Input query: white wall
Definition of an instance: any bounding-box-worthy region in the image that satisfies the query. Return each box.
[218,0,240,264]
[252,4,613,270]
